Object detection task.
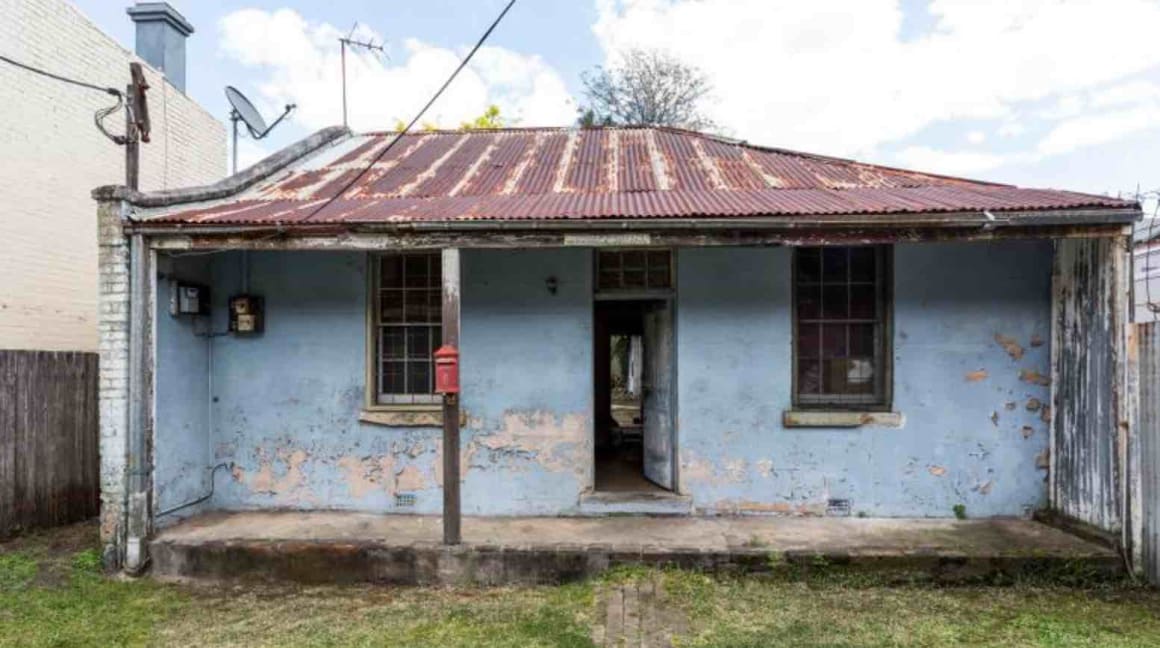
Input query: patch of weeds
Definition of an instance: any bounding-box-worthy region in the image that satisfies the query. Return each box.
[70,548,103,578]
[953,504,968,519]
[0,552,38,590]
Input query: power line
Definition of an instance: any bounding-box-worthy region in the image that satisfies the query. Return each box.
[297,0,517,226]
[0,53,121,97]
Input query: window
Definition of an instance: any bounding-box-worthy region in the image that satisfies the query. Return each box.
[374,253,441,404]
[597,249,672,292]
[793,246,891,409]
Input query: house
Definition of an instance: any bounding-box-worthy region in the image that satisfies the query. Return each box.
[92,125,1144,577]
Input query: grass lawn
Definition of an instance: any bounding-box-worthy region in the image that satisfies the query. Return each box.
[3,522,1160,647]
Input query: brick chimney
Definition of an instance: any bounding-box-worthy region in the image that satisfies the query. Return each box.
[126,2,193,92]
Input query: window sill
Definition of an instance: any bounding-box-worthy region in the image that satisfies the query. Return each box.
[782,410,904,429]
[360,407,464,428]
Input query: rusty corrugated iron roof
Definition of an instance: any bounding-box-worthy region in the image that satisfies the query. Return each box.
[150,126,1135,227]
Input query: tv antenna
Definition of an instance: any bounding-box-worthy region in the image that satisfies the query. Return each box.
[339,23,387,129]
[225,85,295,174]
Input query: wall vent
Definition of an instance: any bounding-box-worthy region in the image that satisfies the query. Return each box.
[826,498,852,517]
[394,493,416,508]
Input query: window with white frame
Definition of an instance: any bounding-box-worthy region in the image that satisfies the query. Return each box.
[373,253,441,403]
[793,246,892,409]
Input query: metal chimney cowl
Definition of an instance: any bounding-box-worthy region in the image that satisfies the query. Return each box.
[126,2,194,92]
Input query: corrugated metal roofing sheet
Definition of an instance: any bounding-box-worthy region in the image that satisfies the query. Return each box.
[151,126,1134,226]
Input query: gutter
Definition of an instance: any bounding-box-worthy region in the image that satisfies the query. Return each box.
[125,207,1142,237]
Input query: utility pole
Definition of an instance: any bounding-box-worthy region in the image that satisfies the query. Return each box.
[338,26,386,129]
[124,62,151,190]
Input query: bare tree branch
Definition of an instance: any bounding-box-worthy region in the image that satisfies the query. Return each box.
[578,49,715,131]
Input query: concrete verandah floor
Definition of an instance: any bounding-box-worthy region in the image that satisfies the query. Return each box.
[151,511,1120,585]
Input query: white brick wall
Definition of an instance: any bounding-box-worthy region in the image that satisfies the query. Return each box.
[96,201,129,547]
[0,0,225,352]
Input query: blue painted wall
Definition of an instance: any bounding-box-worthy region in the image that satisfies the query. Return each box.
[459,248,594,514]
[154,249,593,517]
[677,241,1053,517]
[154,254,213,518]
[153,241,1051,519]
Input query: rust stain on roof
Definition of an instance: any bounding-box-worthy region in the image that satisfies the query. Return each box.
[150,126,1136,227]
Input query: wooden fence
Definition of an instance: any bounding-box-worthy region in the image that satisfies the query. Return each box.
[1138,322,1160,584]
[0,350,99,537]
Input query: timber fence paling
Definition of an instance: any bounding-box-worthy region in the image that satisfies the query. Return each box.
[0,350,99,537]
[1139,322,1160,585]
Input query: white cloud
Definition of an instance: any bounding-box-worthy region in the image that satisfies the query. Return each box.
[592,0,1160,162]
[965,130,985,145]
[218,9,575,133]
[894,146,1026,176]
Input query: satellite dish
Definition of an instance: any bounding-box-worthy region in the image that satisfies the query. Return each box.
[226,86,268,137]
[225,85,296,173]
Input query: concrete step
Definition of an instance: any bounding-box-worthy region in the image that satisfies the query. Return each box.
[578,491,693,516]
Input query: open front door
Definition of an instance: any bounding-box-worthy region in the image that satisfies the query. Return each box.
[641,301,674,490]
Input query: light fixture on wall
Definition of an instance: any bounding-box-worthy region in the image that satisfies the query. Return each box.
[545,276,559,295]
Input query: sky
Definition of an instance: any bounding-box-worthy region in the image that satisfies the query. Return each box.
[71,0,1160,205]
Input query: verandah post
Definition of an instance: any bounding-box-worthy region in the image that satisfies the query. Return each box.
[441,248,461,545]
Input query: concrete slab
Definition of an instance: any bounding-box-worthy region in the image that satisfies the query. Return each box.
[150,512,1121,586]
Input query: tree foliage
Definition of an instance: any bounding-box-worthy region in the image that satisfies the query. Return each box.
[461,104,504,130]
[578,49,715,130]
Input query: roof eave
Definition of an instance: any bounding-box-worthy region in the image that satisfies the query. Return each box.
[92,126,350,207]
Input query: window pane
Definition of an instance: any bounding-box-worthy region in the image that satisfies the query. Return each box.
[822,248,848,283]
[380,290,404,323]
[380,256,403,288]
[846,358,876,393]
[849,323,875,356]
[404,255,430,288]
[408,361,430,394]
[382,361,406,394]
[381,327,405,359]
[622,267,646,288]
[599,251,621,271]
[850,247,876,280]
[822,324,847,358]
[647,251,671,288]
[798,323,820,358]
[798,358,821,395]
[797,248,821,283]
[822,285,849,319]
[406,327,430,360]
[797,284,821,319]
[822,358,850,394]
[850,285,876,319]
[405,290,433,323]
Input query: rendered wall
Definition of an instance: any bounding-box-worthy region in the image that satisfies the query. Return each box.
[677,241,1054,517]
[153,249,593,517]
[0,0,225,352]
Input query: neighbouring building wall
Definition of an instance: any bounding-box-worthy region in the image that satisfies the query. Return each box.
[0,0,225,352]
[677,241,1054,517]
[151,249,593,518]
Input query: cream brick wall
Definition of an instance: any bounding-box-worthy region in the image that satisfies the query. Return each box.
[0,0,225,352]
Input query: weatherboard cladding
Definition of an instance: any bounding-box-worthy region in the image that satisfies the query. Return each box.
[150,127,1132,226]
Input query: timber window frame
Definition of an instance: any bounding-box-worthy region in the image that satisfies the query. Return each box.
[791,245,893,411]
[596,249,673,294]
[367,252,442,407]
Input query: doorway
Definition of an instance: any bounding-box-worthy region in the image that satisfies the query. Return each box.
[593,299,675,493]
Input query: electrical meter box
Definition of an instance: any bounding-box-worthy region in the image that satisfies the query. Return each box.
[229,295,264,335]
[170,281,209,316]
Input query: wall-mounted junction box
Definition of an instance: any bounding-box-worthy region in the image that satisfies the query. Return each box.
[169,281,209,316]
[228,294,264,335]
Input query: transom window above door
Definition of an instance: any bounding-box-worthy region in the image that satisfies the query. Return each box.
[597,249,672,292]
[793,246,892,409]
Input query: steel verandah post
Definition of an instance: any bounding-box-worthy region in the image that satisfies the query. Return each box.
[441,248,461,545]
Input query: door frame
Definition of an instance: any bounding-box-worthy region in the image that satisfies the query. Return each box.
[591,249,679,494]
